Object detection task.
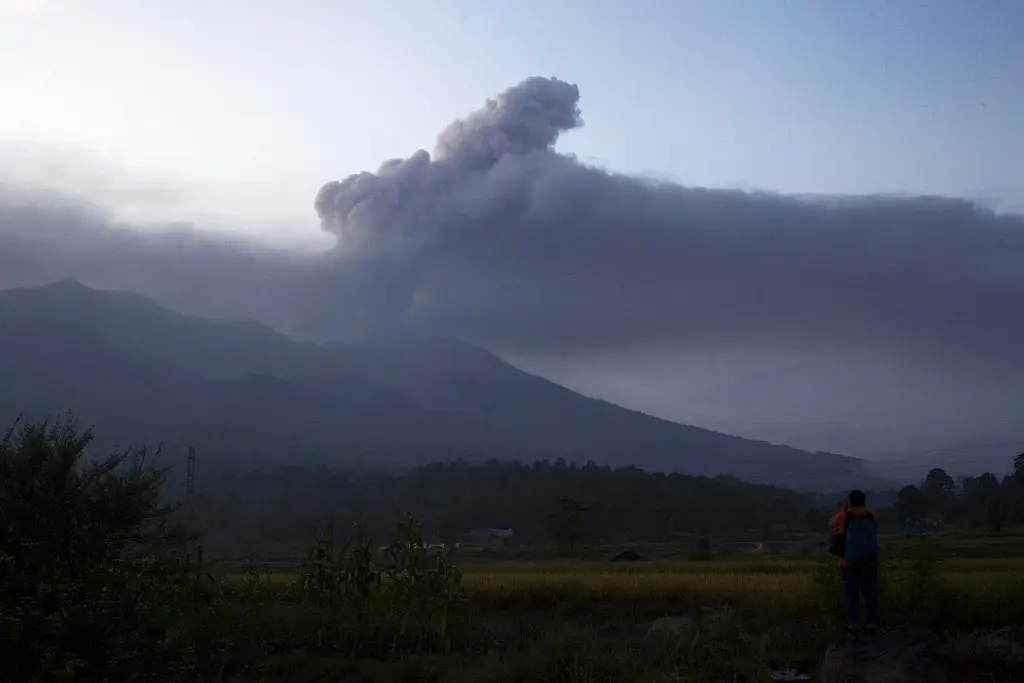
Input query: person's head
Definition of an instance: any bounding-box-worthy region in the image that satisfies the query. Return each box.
[848,489,866,507]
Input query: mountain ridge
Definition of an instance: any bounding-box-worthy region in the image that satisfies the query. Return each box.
[0,279,885,490]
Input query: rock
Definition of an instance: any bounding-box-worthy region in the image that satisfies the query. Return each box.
[821,625,947,683]
[983,625,1024,664]
[610,549,645,562]
[647,615,697,639]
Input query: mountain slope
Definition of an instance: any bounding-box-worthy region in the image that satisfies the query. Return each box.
[325,338,870,484]
[0,280,499,466]
[0,280,880,489]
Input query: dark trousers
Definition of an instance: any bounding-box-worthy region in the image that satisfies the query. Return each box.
[842,565,879,626]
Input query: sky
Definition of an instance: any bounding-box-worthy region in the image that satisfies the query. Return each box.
[1,0,1023,462]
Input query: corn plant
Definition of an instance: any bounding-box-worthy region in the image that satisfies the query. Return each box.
[297,513,465,644]
[381,514,465,640]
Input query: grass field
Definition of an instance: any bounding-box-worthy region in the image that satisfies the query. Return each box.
[223,554,1024,622]
[196,550,1024,681]
[462,563,1019,613]
[149,533,1024,681]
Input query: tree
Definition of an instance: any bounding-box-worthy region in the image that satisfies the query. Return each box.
[922,468,956,520]
[923,467,955,497]
[546,496,589,554]
[1010,453,1024,524]
[0,417,191,681]
[962,473,1003,530]
[895,484,929,523]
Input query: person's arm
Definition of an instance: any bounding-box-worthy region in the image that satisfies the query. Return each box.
[828,510,846,535]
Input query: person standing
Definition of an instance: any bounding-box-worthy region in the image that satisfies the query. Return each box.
[828,489,879,633]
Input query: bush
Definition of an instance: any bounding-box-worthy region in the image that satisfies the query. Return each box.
[297,513,466,647]
[0,417,194,681]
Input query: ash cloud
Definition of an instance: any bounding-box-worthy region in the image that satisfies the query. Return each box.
[3,75,1023,454]
[313,77,1024,371]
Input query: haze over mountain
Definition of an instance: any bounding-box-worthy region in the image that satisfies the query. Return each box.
[0,279,889,490]
[2,3,1022,465]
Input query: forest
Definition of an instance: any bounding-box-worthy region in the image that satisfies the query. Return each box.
[189,453,1024,557]
[894,463,1024,531]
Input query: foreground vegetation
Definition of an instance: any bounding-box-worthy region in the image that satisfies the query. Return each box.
[224,554,1022,619]
[134,544,1024,681]
[4,417,1024,682]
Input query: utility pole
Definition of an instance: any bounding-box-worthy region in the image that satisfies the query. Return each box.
[184,445,204,580]
[185,446,196,520]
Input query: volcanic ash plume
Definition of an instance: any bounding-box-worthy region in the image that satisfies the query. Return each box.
[314,77,583,257]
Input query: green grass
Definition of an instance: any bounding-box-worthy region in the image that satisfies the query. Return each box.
[190,553,1024,682]
[225,556,1024,618]
[160,532,1024,681]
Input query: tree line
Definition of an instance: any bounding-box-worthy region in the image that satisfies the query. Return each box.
[184,454,1024,556]
[192,453,1024,556]
[191,458,822,556]
[894,454,1024,531]
[10,414,1020,558]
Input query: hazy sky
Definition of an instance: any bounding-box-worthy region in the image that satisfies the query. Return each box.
[2,0,1023,459]
[3,0,1022,230]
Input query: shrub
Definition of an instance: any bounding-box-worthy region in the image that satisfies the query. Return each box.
[0,417,194,681]
[297,513,466,647]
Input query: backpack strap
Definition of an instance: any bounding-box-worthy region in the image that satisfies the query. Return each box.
[844,510,876,529]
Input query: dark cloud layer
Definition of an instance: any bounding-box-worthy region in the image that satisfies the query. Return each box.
[313,77,1024,371]
[2,76,1023,455]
